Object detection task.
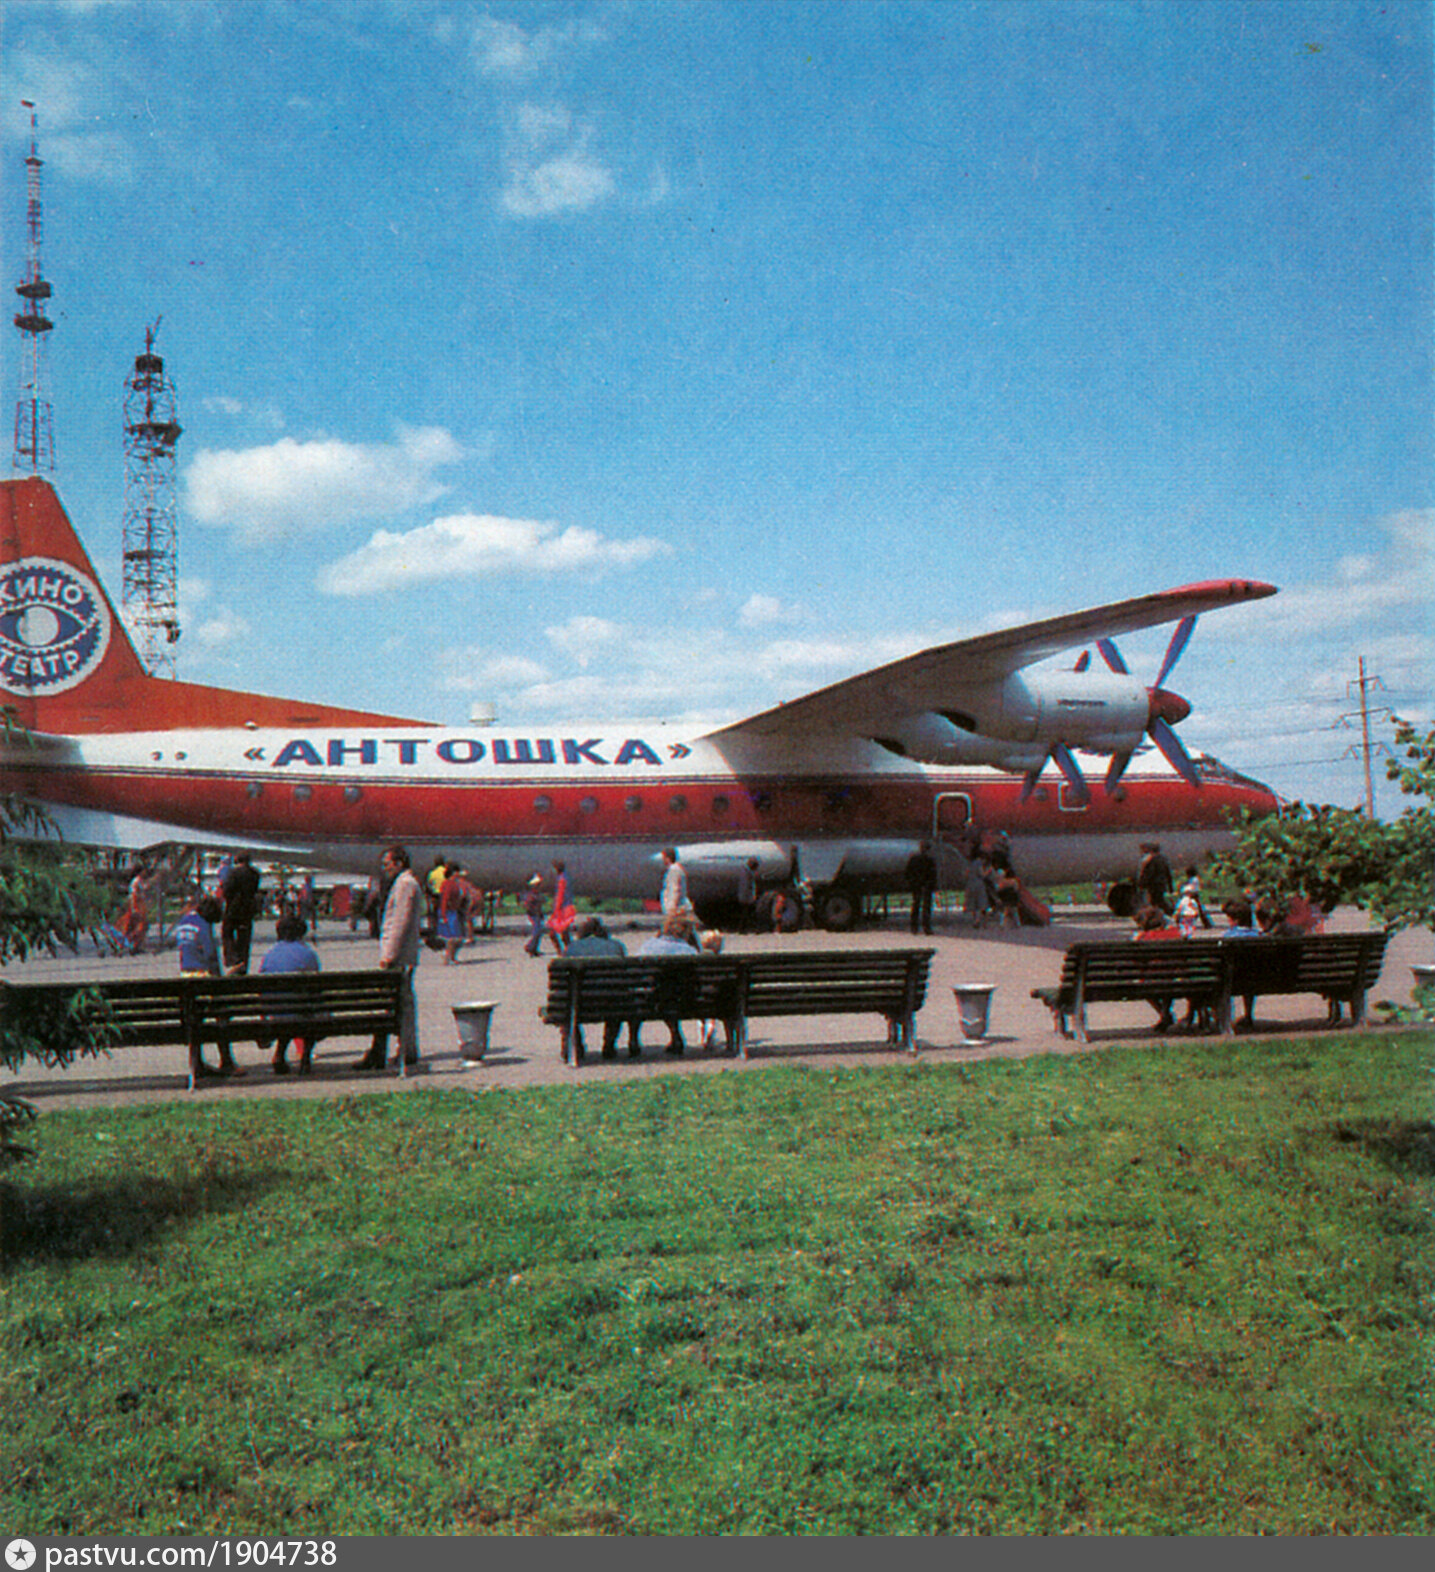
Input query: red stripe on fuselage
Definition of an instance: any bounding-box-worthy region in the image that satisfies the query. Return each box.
[0,760,1275,846]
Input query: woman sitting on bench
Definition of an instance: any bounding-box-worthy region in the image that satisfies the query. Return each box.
[256,915,322,1074]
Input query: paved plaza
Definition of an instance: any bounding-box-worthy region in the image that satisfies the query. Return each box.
[3,904,1427,1112]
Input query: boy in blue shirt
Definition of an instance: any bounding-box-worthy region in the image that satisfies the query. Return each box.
[175,894,245,1079]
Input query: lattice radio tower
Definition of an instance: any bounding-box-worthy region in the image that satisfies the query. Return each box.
[12,101,55,474]
[122,320,183,675]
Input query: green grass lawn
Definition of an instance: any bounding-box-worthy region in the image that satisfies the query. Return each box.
[2,1033,1431,1535]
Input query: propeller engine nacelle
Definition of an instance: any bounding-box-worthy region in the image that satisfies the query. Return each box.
[870,712,1048,774]
[950,668,1152,756]
[874,613,1209,803]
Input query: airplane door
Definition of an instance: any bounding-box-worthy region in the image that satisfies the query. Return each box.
[932,792,972,841]
[931,792,973,888]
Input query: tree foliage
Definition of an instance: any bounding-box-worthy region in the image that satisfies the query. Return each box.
[1210,717,1435,933]
[0,762,118,1165]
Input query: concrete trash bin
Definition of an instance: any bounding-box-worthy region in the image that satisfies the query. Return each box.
[453,1001,498,1063]
[953,984,995,1042]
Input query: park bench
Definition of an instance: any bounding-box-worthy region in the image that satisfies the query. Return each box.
[727,949,933,1056]
[541,948,934,1065]
[1,969,404,1089]
[1032,940,1233,1044]
[541,955,744,1066]
[1221,932,1389,1027]
[1032,931,1390,1043]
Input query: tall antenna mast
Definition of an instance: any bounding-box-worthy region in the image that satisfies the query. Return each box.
[122,319,183,676]
[12,101,56,474]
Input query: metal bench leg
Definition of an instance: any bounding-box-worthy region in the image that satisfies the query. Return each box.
[1215,979,1234,1037]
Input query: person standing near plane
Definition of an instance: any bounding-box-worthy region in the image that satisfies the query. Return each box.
[735,857,760,932]
[116,863,153,955]
[221,852,262,974]
[437,861,466,965]
[547,859,577,953]
[425,855,447,943]
[660,848,689,919]
[522,874,547,957]
[1136,842,1174,915]
[906,841,937,936]
[354,844,422,1071]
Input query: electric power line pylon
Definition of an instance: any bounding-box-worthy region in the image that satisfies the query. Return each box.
[1338,656,1391,816]
[12,101,55,474]
[121,321,183,676]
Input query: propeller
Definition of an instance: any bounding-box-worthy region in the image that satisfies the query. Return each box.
[1022,614,1203,802]
[1021,741,1092,806]
[1098,614,1201,792]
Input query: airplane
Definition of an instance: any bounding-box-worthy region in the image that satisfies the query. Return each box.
[0,475,1280,930]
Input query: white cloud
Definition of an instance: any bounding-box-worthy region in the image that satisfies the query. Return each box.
[317,513,669,596]
[1167,507,1434,812]
[8,52,134,183]
[543,615,629,667]
[184,426,465,543]
[754,632,929,677]
[738,594,784,627]
[428,615,946,728]
[437,647,550,694]
[469,15,605,80]
[500,104,615,217]
[199,396,286,431]
[739,593,812,628]
[190,609,252,650]
[502,148,615,217]
[1217,508,1432,641]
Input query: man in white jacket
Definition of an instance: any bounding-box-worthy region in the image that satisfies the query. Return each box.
[355,844,422,1071]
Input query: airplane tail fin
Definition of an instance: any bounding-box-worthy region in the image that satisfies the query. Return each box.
[0,477,425,733]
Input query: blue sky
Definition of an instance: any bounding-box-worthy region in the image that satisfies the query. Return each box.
[2,0,1430,814]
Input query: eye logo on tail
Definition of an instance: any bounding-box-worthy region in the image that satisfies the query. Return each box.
[0,556,111,695]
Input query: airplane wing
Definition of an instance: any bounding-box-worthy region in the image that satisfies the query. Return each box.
[704,579,1275,740]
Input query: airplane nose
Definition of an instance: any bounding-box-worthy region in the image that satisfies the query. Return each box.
[1148,686,1191,726]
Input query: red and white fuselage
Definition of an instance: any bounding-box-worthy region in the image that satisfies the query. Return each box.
[2,721,1275,896]
[0,477,1280,919]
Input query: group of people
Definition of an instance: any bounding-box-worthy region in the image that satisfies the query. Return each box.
[905,830,1023,934]
[174,843,424,1079]
[1129,853,1329,1032]
[522,859,580,957]
[562,911,729,1063]
[423,857,488,964]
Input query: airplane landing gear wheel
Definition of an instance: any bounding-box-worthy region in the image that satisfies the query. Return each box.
[813,884,859,932]
[756,888,804,933]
